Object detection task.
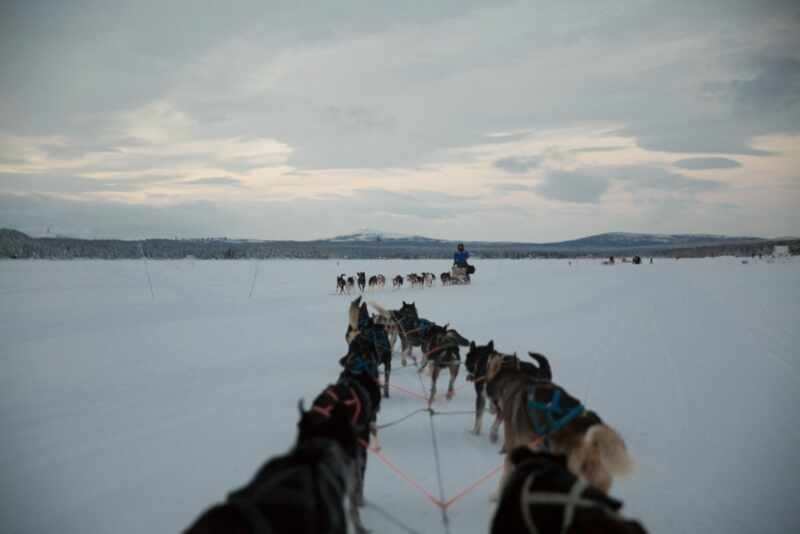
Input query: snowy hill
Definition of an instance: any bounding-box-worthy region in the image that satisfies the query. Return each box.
[327,229,446,243]
[323,229,765,250]
[544,232,764,250]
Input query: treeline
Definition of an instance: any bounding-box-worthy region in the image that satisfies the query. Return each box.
[1,228,797,260]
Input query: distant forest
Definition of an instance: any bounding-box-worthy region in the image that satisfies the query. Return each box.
[1,229,797,260]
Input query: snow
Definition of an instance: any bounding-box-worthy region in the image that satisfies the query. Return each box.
[1,257,799,534]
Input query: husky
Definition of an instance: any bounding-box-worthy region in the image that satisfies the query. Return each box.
[368,275,378,289]
[392,275,403,289]
[406,273,424,288]
[185,401,361,534]
[487,355,633,495]
[369,300,425,367]
[440,272,451,285]
[356,272,366,292]
[376,274,386,288]
[465,343,553,440]
[417,322,470,407]
[336,274,347,294]
[491,449,648,534]
[346,276,355,293]
[310,364,381,522]
[345,297,393,398]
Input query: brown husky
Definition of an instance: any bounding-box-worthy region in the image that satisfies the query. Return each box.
[486,354,632,494]
[418,323,470,407]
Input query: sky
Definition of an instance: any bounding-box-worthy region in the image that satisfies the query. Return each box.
[0,0,798,242]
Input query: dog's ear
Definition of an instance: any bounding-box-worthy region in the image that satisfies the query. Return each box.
[470,341,476,350]
[488,340,494,351]
[297,398,306,417]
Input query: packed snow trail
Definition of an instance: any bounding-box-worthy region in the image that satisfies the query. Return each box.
[1,258,799,533]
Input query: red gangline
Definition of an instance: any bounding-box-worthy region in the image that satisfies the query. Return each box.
[360,439,443,508]
[388,382,429,401]
[440,463,503,509]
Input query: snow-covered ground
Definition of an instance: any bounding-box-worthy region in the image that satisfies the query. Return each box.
[1,257,799,534]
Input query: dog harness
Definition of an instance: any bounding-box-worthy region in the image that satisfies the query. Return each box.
[518,459,624,534]
[526,385,584,438]
[348,353,378,378]
[311,386,363,428]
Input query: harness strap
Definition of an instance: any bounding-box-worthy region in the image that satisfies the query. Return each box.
[528,387,585,436]
[344,387,362,426]
[312,405,334,418]
[521,472,610,534]
[561,478,588,533]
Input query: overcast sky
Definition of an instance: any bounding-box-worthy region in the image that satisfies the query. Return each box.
[1,0,798,241]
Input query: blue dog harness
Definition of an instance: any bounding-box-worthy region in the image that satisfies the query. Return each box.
[348,354,378,378]
[416,318,434,336]
[527,385,584,438]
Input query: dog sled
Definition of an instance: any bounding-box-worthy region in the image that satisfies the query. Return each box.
[450,264,474,285]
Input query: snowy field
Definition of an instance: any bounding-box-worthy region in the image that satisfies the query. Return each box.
[2,257,799,534]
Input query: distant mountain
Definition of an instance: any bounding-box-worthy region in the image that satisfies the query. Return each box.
[326,229,446,243]
[323,230,764,249]
[541,232,765,250]
[0,227,791,259]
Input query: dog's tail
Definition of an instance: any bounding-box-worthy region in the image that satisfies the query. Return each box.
[368,301,392,320]
[527,352,552,380]
[581,424,634,478]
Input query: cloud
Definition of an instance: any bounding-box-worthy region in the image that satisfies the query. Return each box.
[613,166,725,193]
[535,171,610,203]
[181,177,242,187]
[732,57,800,117]
[673,157,742,170]
[532,164,725,204]
[1,1,799,240]
[492,183,536,193]
[352,188,476,220]
[0,173,178,194]
[567,146,627,154]
[493,156,542,174]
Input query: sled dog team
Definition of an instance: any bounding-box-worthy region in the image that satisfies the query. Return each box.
[186,298,647,534]
[337,270,470,294]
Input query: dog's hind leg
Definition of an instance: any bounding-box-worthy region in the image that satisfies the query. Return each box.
[428,366,440,408]
[400,337,408,367]
[446,362,459,400]
[489,413,503,444]
[473,385,485,435]
[383,357,391,399]
[349,457,369,534]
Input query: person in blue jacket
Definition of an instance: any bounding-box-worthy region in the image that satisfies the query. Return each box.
[453,243,470,268]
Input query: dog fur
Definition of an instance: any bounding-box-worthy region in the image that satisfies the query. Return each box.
[184,402,360,534]
[491,449,648,534]
[487,356,632,494]
[417,322,470,407]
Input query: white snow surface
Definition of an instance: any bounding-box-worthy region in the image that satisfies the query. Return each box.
[2,257,799,534]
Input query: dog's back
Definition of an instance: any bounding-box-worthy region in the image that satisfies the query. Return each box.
[185,439,354,534]
[491,449,647,534]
